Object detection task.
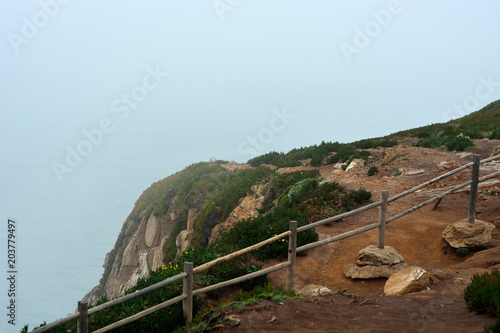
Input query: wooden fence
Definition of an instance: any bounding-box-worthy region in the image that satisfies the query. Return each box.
[31,153,500,333]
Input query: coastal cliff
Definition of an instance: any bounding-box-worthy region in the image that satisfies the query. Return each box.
[83,163,268,304]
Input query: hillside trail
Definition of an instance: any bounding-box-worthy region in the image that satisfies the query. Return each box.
[214,140,500,332]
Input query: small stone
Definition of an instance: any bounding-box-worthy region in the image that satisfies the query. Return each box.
[405,169,425,176]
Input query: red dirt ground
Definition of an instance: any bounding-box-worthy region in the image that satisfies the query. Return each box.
[213,139,500,333]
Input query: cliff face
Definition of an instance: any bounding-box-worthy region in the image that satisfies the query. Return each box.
[83,197,179,303]
[83,170,265,305]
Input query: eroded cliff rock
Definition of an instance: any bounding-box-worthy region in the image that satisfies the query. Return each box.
[83,178,267,305]
[83,198,179,304]
[209,183,266,245]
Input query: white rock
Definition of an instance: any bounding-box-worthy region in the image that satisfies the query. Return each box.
[384,266,432,296]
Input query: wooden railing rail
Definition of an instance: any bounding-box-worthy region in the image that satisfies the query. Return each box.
[193,262,291,296]
[192,230,292,274]
[388,153,500,203]
[87,273,187,315]
[297,200,383,232]
[31,273,188,333]
[31,153,500,333]
[386,179,473,224]
[93,294,188,333]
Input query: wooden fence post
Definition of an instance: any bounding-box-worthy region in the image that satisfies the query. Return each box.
[468,154,480,224]
[286,221,297,291]
[77,301,88,333]
[377,190,389,249]
[183,262,193,324]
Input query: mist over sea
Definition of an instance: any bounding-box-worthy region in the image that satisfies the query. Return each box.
[0,123,322,331]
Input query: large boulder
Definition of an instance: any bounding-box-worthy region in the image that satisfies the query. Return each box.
[442,219,495,249]
[344,245,408,279]
[384,266,432,296]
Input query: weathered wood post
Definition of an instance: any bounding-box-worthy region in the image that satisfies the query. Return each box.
[377,190,389,249]
[77,301,88,333]
[183,262,193,323]
[468,154,480,224]
[286,220,297,291]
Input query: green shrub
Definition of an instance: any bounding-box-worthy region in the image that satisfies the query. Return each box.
[353,139,397,149]
[278,179,371,221]
[247,151,301,168]
[353,139,377,149]
[464,269,500,316]
[163,236,178,263]
[456,246,469,257]
[218,207,318,260]
[368,166,379,176]
[414,135,474,152]
[415,129,431,138]
[446,136,474,151]
[191,167,273,247]
[257,170,319,214]
[490,129,500,140]
[414,136,447,149]
[464,130,483,139]
[281,178,318,207]
[348,187,372,203]
[377,139,399,148]
[248,151,284,167]
[310,154,324,166]
[328,145,357,163]
[353,150,371,160]
[484,320,500,333]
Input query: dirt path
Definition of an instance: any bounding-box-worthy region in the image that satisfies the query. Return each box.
[214,141,500,332]
[215,293,497,333]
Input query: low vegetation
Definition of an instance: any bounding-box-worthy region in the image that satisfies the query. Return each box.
[248,139,396,168]
[390,99,500,141]
[464,269,500,332]
[179,283,299,332]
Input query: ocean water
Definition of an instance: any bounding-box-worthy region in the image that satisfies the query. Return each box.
[0,120,320,332]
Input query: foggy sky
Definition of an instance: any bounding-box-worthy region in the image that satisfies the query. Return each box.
[1,0,500,329]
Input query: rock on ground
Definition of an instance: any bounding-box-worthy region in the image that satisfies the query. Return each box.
[298,285,332,296]
[357,245,406,266]
[442,218,495,249]
[344,262,408,279]
[344,245,408,279]
[384,266,432,296]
